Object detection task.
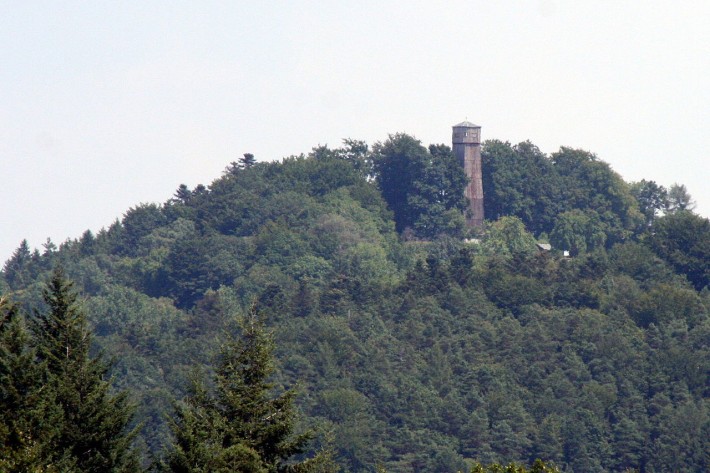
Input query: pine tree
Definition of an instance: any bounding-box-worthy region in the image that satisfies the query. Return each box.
[0,296,69,472]
[2,239,32,290]
[164,304,335,472]
[240,153,257,169]
[31,267,139,472]
[224,153,257,176]
[165,373,267,473]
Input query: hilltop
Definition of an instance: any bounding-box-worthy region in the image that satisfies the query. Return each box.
[2,135,709,472]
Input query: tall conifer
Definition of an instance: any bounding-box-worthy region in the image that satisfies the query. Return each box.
[164,304,335,472]
[0,296,69,471]
[31,267,139,472]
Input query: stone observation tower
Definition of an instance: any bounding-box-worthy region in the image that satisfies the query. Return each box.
[452,121,484,228]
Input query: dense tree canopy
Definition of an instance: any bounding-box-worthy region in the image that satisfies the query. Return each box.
[372,134,467,238]
[630,179,668,228]
[482,140,643,247]
[481,140,559,235]
[646,210,710,291]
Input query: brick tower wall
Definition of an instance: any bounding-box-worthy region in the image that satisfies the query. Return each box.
[452,124,484,228]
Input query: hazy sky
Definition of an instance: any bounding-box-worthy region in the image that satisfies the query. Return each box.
[2,1,708,261]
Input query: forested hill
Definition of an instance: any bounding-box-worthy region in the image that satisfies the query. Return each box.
[2,135,709,472]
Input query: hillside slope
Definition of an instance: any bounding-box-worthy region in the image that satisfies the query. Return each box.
[2,137,709,472]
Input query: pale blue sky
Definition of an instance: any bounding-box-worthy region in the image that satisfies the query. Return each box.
[2,1,708,260]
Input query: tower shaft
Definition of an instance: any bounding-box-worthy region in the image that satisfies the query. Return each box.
[452,122,484,228]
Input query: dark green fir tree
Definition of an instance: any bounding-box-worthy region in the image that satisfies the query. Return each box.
[31,267,140,472]
[0,296,69,471]
[163,303,335,473]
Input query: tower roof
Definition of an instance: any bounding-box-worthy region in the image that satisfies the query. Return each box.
[453,120,480,128]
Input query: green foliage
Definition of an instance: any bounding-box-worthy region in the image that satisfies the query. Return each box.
[0,296,65,472]
[481,216,538,259]
[240,153,258,169]
[164,304,334,473]
[0,270,139,472]
[482,141,643,249]
[666,183,696,213]
[2,240,36,291]
[549,209,607,256]
[482,140,559,235]
[630,179,667,227]
[470,459,559,473]
[551,147,642,244]
[372,134,467,237]
[647,211,710,290]
[113,203,171,257]
[31,267,140,472]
